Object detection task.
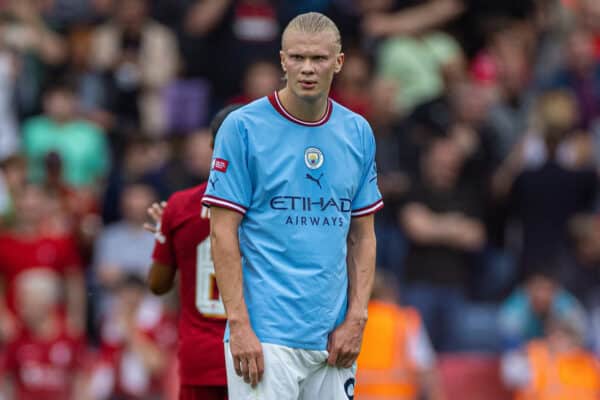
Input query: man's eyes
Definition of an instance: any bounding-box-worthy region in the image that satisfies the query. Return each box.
[289,55,328,61]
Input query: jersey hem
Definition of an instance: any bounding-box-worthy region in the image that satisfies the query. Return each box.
[226,336,327,351]
[351,199,384,217]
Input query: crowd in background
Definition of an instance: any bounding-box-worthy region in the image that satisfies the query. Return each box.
[1,0,600,398]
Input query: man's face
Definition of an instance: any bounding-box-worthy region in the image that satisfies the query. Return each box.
[280,30,344,102]
[527,275,556,315]
[14,185,45,226]
[44,90,76,122]
[121,184,156,224]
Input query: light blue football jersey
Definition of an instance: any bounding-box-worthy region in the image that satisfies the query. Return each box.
[203,91,383,350]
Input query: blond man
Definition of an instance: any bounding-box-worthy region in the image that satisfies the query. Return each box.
[203,12,383,399]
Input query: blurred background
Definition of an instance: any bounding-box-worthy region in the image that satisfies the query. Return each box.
[1,0,600,399]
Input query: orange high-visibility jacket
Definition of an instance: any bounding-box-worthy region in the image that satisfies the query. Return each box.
[515,340,600,400]
[355,301,423,400]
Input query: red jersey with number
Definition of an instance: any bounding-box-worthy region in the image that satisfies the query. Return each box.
[0,233,81,312]
[152,182,226,386]
[3,325,85,400]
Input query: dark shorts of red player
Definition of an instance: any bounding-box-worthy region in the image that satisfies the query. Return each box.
[180,384,228,400]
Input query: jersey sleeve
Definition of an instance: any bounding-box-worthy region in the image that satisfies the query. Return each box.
[351,120,384,217]
[202,114,252,215]
[151,196,176,268]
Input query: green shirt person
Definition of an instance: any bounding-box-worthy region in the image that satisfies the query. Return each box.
[22,83,109,188]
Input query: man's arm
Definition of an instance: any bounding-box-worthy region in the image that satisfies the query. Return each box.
[210,206,263,387]
[327,214,376,368]
[362,0,464,37]
[0,276,17,342]
[65,268,86,336]
[145,201,177,295]
[147,262,176,295]
[400,203,485,251]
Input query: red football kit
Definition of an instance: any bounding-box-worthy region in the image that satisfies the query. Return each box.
[2,324,85,400]
[0,233,81,312]
[152,183,227,398]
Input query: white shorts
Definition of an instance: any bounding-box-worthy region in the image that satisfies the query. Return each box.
[225,342,356,400]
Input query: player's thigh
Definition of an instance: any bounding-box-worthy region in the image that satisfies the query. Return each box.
[179,384,228,400]
[225,342,304,400]
[299,362,357,400]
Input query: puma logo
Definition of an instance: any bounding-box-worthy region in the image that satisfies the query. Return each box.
[209,177,219,189]
[306,173,324,189]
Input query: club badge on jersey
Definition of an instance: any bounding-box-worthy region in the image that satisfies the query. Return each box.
[304,147,324,169]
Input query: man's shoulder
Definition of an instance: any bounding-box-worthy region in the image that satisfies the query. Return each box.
[330,99,370,127]
[169,183,207,204]
[228,97,272,121]
[166,183,207,218]
[217,97,273,140]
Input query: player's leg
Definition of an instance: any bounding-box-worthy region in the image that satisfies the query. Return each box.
[225,343,304,400]
[299,360,357,400]
[179,385,228,400]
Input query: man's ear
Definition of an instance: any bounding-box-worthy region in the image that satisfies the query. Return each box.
[279,50,287,72]
[334,52,345,74]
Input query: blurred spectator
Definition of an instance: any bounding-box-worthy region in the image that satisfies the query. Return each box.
[330,50,372,117]
[228,60,281,105]
[0,183,85,342]
[89,275,176,400]
[0,155,26,225]
[0,46,18,161]
[21,82,110,188]
[181,0,279,104]
[447,80,500,185]
[94,183,156,295]
[375,28,465,113]
[101,136,170,224]
[570,213,600,267]
[178,0,233,97]
[362,0,464,38]
[1,269,87,400]
[89,0,179,135]
[0,0,68,117]
[493,90,597,283]
[502,312,600,399]
[544,27,600,130]
[578,0,600,58]
[400,135,486,350]
[161,128,213,194]
[355,270,445,400]
[326,0,397,49]
[368,78,411,274]
[569,214,600,354]
[498,270,586,351]
[40,152,102,249]
[471,17,534,159]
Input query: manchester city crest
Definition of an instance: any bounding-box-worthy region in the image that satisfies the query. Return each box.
[304,147,324,169]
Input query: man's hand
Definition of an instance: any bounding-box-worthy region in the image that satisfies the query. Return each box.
[143,201,167,233]
[327,316,366,368]
[229,321,264,387]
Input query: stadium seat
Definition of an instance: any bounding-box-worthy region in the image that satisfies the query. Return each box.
[438,354,512,400]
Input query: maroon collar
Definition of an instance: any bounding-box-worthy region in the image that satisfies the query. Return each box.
[268,91,333,127]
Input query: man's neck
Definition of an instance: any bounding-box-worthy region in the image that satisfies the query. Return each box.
[278,88,329,122]
[29,313,59,340]
[12,222,39,238]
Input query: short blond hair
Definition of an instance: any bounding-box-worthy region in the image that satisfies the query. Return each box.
[282,12,342,51]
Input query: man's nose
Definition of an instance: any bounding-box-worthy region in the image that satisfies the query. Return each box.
[300,59,316,74]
